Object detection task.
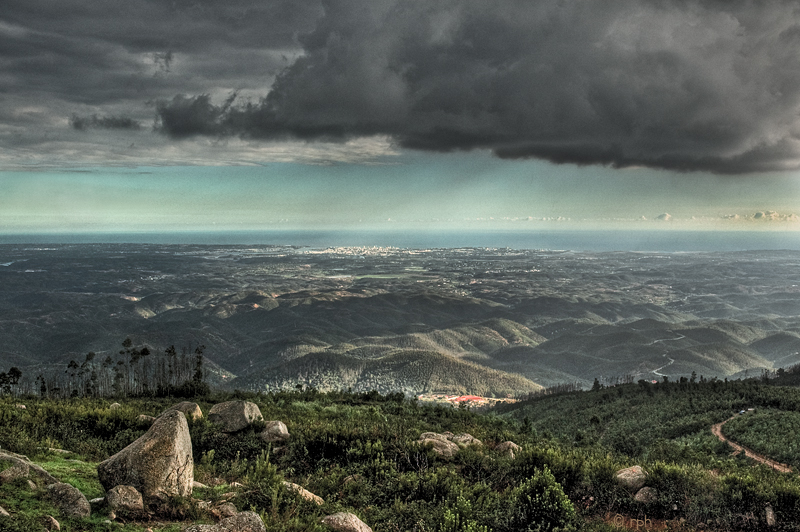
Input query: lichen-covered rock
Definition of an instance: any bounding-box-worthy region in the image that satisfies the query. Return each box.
[183,511,266,532]
[495,441,521,459]
[283,481,324,505]
[0,463,28,483]
[97,410,193,501]
[0,451,58,485]
[419,432,448,442]
[321,512,373,532]
[615,466,647,491]
[0,505,9,516]
[106,485,144,515]
[213,502,238,519]
[46,482,91,518]
[451,433,482,446]
[419,437,459,458]
[137,414,156,425]
[634,486,658,503]
[44,515,60,531]
[260,420,290,442]
[208,401,263,433]
[165,401,204,421]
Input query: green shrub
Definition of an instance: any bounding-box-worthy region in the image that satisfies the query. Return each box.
[500,466,576,532]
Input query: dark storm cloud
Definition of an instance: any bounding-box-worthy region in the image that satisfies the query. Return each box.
[70,115,142,131]
[152,0,800,174]
[4,0,800,172]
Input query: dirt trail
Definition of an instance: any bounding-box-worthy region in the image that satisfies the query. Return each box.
[711,416,793,473]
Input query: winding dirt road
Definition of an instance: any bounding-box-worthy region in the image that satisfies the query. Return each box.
[711,416,793,473]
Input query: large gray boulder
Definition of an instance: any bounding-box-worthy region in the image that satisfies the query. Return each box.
[321,512,373,532]
[46,482,91,518]
[97,410,193,501]
[260,420,290,442]
[184,511,266,532]
[0,451,58,485]
[165,401,204,421]
[208,401,263,433]
[615,465,647,491]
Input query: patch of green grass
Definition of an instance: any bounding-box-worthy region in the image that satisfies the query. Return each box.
[37,455,104,499]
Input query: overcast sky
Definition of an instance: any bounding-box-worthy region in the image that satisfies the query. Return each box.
[3,0,800,233]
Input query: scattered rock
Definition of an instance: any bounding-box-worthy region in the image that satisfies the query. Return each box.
[495,441,521,459]
[419,432,448,442]
[165,401,204,421]
[137,414,156,425]
[109,403,121,409]
[43,515,60,531]
[15,404,26,409]
[208,401,263,433]
[450,433,482,447]
[184,511,267,532]
[27,479,37,490]
[0,451,59,485]
[418,437,459,458]
[283,481,324,505]
[634,486,658,503]
[321,512,373,532]
[47,448,72,455]
[766,504,776,527]
[97,410,193,502]
[106,485,144,515]
[260,420,290,442]
[192,480,209,489]
[213,502,238,520]
[0,463,29,483]
[46,482,91,518]
[615,465,647,491]
[0,505,9,517]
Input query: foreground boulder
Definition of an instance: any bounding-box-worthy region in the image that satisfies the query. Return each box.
[106,485,144,516]
[0,451,58,485]
[495,441,521,459]
[184,511,266,532]
[615,466,647,491]
[165,401,204,421]
[97,410,193,501]
[46,482,91,518]
[321,512,373,532]
[208,401,263,433]
[260,420,290,442]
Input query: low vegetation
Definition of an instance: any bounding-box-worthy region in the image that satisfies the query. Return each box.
[1,374,800,531]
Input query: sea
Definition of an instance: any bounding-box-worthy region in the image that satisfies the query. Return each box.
[2,229,800,252]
